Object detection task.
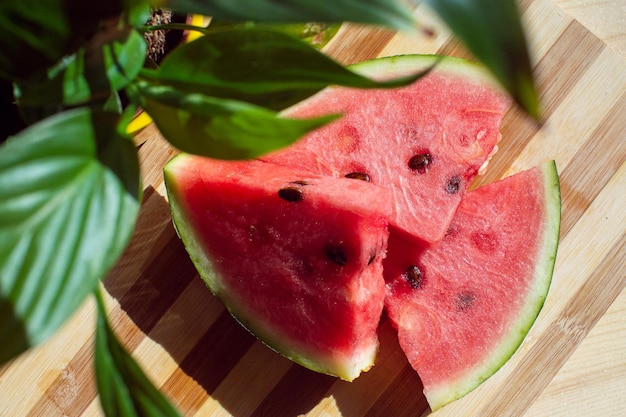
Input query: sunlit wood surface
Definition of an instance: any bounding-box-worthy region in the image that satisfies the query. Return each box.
[0,0,624,415]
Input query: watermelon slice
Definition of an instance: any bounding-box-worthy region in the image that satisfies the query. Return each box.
[262,55,511,243]
[163,54,560,410]
[383,161,561,410]
[164,155,391,381]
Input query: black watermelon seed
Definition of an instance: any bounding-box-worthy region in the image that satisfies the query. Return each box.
[345,171,371,182]
[367,250,376,265]
[446,176,461,194]
[326,245,347,266]
[456,291,476,311]
[278,186,304,202]
[408,153,432,174]
[290,180,310,186]
[404,265,423,289]
[444,225,459,238]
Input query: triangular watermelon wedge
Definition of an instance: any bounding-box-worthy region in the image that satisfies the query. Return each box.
[383,161,561,410]
[262,55,511,243]
[164,155,391,381]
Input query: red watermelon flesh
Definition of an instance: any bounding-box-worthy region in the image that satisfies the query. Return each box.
[262,55,510,243]
[164,154,391,381]
[383,161,561,410]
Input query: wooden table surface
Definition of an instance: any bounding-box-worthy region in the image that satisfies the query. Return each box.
[1,0,624,416]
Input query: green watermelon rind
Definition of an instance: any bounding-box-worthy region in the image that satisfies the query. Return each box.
[163,154,378,382]
[283,54,508,127]
[348,54,505,90]
[427,160,562,411]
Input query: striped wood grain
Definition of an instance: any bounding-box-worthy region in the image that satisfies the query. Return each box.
[0,0,624,416]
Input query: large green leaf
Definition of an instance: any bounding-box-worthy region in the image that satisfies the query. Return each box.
[0,0,127,81]
[140,28,428,110]
[423,0,539,118]
[134,81,338,159]
[0,108,141,364]
[157,0,415,32]
[95,289,182,417]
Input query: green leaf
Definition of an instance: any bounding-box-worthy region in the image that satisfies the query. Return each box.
[158,0,416,32]
[134,81,339,159]
[0,0,128,80]
[0,108,141,364]
[140,28,427,110]
[201,20,341,49]
[94,289,182,417]
[126,0,152,27]
[423,0,540,118]
[15,26,147,123]
[96,27,148,96]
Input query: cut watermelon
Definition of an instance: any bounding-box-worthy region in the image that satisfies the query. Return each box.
[262,55,511,243]
[164,155,391,381]
[383,161,561,410]
[163,54,560,411]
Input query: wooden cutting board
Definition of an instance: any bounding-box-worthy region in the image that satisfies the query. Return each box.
[1,0,624,415]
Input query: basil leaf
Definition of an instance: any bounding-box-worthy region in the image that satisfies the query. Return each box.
[423,0,540,118]
[159,0,415,32]
[140,28,425,110]
[135,81,338,159]
[0,0,126,80]
[0,108,140,364]
[15,27,147,123]
[94,289,182,417]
